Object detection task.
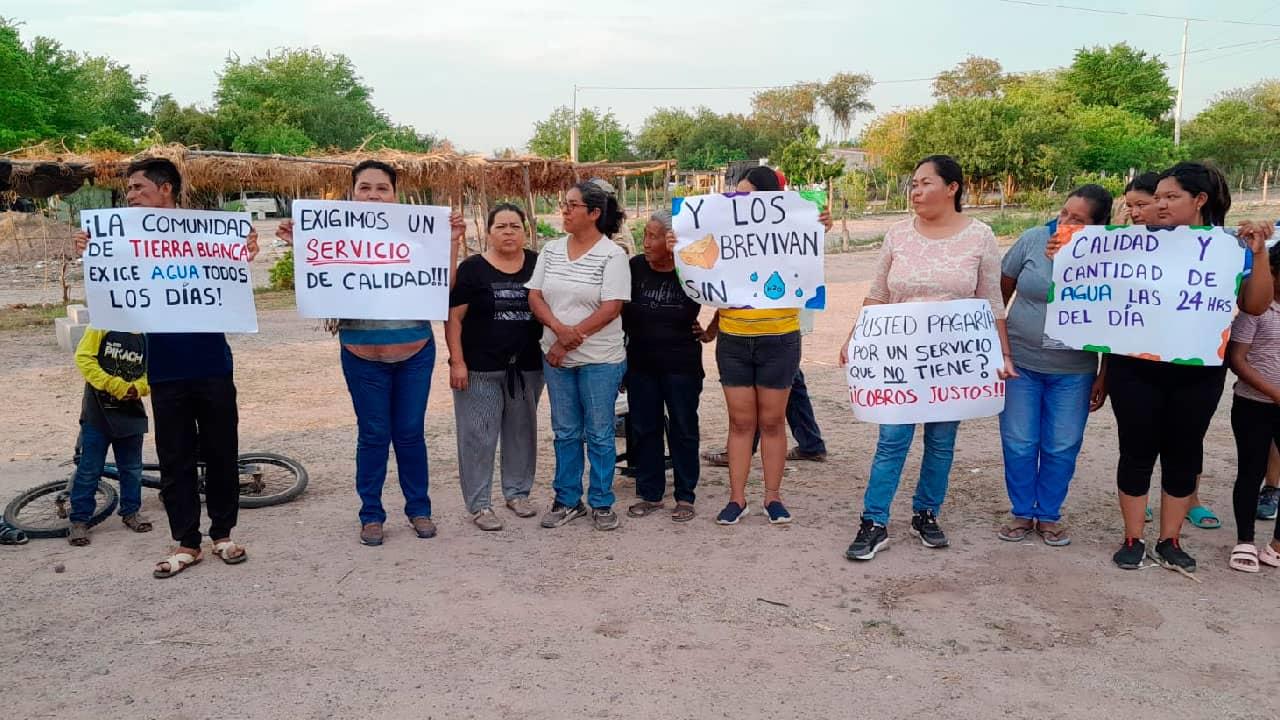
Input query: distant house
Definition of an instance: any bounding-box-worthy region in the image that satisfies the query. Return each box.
[830,147,875,172]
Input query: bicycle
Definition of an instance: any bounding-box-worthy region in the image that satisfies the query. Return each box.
[3,450,308,539]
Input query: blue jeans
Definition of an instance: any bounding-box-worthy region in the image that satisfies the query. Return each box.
[341,341,435,524]
[861,422,959,525]
[998,367,1093,523]
[544,359,626,509]
[71,424,143,523]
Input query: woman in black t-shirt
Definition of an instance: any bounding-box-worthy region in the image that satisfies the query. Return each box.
[622,210,712,522]
[446,204,544,531]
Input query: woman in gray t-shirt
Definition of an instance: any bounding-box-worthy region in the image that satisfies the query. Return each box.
[996,185,1113,546]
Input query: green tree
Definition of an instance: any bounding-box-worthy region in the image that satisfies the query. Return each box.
[362,124,439,152]
[818,72,875,141]
[77,126,138,153]
[858,108,924,175]
[932,56,1005,100]
[1060,43,1174,121]
[152,95,224,149]
[634,107,696,159]
[215,48,388,150]
[677,110,770,170]
[77,56,150,136]
[1185,81,1280,176]
[0,18,149,149]
[0,18,49,150]
[527,106,632,161]
[230,123,316,155]
[1068,104,1179,174]
[750,83,820,146]
[777,127,844,186]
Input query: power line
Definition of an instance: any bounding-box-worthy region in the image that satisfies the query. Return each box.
[575,37,1280,96]
[997,0,1280,27]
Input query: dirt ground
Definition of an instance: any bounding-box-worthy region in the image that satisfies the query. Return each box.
[3,243,1280,720]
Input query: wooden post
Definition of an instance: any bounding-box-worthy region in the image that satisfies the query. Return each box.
[1264,171,1271,204]
[521,163,537,250]
[619,174,628,226]
[664,161,673,214]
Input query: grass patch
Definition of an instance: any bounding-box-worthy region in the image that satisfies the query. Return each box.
[0,303,68,332]
[984,212,1042,238]
[826,234,884,253]
[253,287,297,311]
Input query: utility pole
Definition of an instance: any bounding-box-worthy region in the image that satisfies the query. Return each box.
[1174,20,1189,146]
[570,84,579,163]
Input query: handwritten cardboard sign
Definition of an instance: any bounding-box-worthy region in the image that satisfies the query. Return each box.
[846,299,1005,424]
[1046,225,1246,365]
[671,191,825,309]
[80,208,257,333]
[292,200,452,320]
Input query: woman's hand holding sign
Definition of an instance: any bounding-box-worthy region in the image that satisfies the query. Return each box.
[275,219,294,244]
[1236,220,1275,254]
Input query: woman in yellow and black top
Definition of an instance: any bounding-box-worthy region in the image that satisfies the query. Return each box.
[708,166,830,525]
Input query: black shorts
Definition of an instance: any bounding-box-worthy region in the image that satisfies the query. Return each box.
[716,331,801,389]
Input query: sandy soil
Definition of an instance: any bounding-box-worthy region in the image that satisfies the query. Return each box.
[2,248,1279,720]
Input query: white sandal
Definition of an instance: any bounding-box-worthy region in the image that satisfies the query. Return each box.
[212,540,248,565]
[1260,544,1280,568]
[153,552,201,579]
[1229,543,1259,573]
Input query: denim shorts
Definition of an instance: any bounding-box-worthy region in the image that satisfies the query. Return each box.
[716,331,801,389]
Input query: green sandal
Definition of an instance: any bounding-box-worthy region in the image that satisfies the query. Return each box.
[1186,505,1221,529]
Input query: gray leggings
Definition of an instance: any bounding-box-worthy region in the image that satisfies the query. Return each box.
[453,370,543,513]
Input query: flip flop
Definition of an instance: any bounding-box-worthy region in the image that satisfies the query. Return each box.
[212,540,248,565]
[626,500,665,518]
[1186,505,1221,529]
[154,552,201,579]
[998,520,1035,542]
[671,502,696,523]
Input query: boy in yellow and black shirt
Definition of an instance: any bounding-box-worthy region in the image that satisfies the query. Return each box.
[69,327,154,545]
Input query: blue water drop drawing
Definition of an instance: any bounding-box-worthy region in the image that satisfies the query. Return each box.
[763,271,786,300]
[795,289,803,297]
[750,272,759,282]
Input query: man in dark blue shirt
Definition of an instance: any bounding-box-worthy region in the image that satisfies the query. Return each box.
[77,158,259,577]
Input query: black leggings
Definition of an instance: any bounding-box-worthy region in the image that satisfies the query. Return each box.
[1108,356,1226,498]
[1230,395,1280,544]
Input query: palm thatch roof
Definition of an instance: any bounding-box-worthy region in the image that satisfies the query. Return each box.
[0,143,674,202]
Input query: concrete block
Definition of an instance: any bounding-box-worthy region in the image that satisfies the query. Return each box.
[66,304,91,324]
[55,318,88,352]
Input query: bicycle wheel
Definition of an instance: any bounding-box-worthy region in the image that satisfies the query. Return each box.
[232,453,308,508]
[3,478,119,539]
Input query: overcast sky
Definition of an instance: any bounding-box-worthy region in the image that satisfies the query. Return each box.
[4,0,1279,154]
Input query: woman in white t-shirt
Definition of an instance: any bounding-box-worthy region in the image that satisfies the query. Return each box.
[527,179,631,531]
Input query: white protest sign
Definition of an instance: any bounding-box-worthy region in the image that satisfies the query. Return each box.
[671,191,825,309]
[845,299,1005,424]
[1046,225,1246,365]
[292,200,452,320]
[80,208,257,333]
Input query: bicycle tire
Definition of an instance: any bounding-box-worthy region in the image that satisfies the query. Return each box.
[231,452,308,508]
[103,463,162,490]
[3,478,119,539]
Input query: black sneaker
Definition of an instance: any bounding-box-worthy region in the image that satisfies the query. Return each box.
[845,519,889,561]
[1112,538,1146,569]
[1153,537,1196,573]
[910,510,949,548]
